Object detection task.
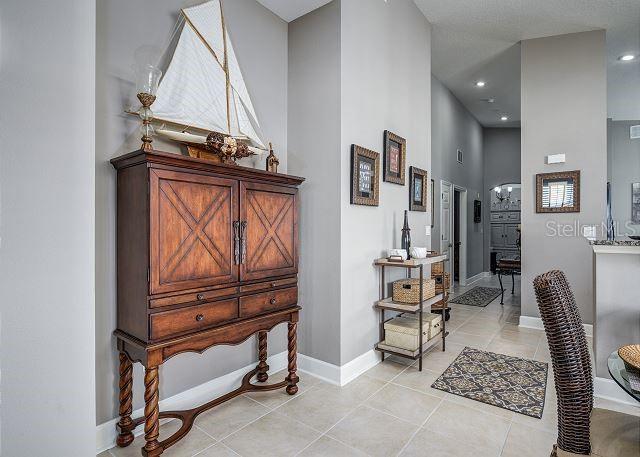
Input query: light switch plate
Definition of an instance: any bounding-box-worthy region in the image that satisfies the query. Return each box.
[425,226,431,236]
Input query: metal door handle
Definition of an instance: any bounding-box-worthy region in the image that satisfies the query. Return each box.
[240,221,247,264]
[233,221,241,264]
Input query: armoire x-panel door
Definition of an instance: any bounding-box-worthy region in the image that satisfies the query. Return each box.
[240,182,298,281]
[150,168,238,294]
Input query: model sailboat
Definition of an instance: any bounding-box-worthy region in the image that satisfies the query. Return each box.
[151,0,267,163]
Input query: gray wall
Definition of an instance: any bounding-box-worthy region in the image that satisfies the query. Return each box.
[340,0,432,364]
[608,120,640,234]
[521,31,607,325]
[288,1,342,365]
[96,0,289,424]
[483,128,521,270]
[0,0,97,455]
[431,76,484,278]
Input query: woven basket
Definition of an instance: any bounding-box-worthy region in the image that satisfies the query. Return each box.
[392,278,436,304]
[433,272,450,292]
[432,262,444,275]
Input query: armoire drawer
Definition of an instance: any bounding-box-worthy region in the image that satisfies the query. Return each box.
[150,298,238,340]
[240,286,298,318]
[239,277,297,294]
[149,286,239,309]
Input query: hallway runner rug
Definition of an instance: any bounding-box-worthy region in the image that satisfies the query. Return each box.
[449,286,501,307]
[431,347,548,418]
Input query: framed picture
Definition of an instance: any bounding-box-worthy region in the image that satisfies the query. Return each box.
[350,144,380,206]
[632,183,640,223]
[383,130,406,185]
[430,179,435,227]
[409,166,427,211]
[536,170,580,213]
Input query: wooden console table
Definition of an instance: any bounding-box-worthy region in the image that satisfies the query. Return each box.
[111,150,304,456]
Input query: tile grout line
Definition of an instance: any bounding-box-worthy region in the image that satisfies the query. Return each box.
[498,421,514,456]
[189,441,220,457]
[208,384,324,453]
[394,395,446,456]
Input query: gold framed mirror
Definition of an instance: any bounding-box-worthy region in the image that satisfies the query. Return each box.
[536,170,580,213]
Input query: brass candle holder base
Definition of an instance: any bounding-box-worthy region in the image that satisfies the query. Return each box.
[137,92,157,152]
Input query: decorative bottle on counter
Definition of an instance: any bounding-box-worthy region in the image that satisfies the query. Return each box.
[606,182,615,241]
[401,210,411,259]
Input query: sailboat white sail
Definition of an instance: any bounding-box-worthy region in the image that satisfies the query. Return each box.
[153,0,266,151]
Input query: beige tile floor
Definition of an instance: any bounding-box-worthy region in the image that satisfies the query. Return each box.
[106,275,639,457]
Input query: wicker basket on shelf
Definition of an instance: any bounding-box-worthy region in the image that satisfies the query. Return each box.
[432,271,450,292]
[432,262,444,275]
[392,278,436,304]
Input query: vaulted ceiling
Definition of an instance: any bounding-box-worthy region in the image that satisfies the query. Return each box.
[414,0,640,126]
[258,0,640,126]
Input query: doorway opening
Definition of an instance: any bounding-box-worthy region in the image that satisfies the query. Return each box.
[440,180,468,290]
[454,189,461,283]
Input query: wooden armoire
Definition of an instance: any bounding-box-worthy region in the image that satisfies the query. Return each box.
[111,149,304,456]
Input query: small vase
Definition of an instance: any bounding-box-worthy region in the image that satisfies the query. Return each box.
[401,210,411,258]
[606,182,615,241]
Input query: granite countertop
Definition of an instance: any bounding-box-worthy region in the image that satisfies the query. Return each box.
[588,239,640,246]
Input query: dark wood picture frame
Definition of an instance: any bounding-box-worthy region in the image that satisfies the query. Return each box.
[409,166,427,212]
[383,130,406,185]
[536,170,581,213]
[351,144,380,206]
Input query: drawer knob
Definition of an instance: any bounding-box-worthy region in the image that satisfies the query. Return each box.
[269,298,277,305]
[197,293,204,301]
[271,282,276,287]
[195,314,204,322]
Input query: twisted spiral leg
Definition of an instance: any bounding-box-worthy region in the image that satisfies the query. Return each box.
[286,323,299,395]
[116,352,134,447]
[143,366,162,456]
[256,331,269,382]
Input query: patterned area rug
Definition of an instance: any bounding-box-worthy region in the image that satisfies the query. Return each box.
[431,347,548,418]
[449,286,501,307]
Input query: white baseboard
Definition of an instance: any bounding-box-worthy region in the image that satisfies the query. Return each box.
[519,315,593,337]
[96,351,288,454]
[299,349,380,386]
[594,376,640,407]
[463,271,491,286]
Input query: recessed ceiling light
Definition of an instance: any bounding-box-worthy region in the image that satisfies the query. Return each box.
[475,81,486,87]
[501,115,508,121]
[619,54,636,61]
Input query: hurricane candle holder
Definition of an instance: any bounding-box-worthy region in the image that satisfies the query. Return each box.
[135,64,162,151]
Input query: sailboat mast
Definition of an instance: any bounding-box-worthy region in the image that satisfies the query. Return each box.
[220,0,232,135]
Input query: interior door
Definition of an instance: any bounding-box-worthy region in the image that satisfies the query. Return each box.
[440,181,453,278]
[149,169,238,294]
[504,224,520,248]
[240,182,298,281]
[491,224,505,247]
